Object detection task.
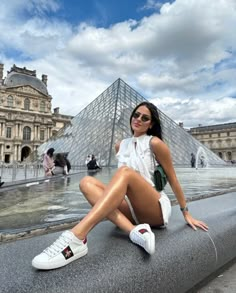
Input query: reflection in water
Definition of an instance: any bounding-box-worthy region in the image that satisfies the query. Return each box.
[0,167,236,232]
[87,169,102,177]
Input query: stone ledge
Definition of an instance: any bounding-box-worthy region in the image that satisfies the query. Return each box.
[0,170,85,190]
[0,192,235,293]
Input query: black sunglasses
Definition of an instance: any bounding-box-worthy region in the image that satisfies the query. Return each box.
[132,112,151,122]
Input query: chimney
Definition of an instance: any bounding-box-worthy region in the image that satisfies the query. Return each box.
[179,122,184,128]
[42,74,48,86]
[0,63,3,82]
[54,107,59,114]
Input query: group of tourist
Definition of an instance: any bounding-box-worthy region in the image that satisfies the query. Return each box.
[43,148,71,176]
[32,101,208,271]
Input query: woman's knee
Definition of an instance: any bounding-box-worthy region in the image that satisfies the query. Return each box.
[115,166,135,181]
[116,166,133,175]
[79,176,94,192]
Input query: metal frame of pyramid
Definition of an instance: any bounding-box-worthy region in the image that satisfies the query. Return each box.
[37,78,226,167]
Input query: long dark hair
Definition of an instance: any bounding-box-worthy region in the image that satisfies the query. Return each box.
[46,148,55,157]
[130,102,163,140]
[54,153,66,167]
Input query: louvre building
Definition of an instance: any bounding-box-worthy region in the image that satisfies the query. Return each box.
[0,64,73,163]
[37,78,225,167]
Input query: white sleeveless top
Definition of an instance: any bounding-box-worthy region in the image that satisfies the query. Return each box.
[116,134,156,187]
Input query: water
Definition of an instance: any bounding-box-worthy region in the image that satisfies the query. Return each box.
[0,167,236,233]
[195,146,209,169]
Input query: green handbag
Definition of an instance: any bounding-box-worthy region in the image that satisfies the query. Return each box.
[150,139,167,191]
[153,164,167,191]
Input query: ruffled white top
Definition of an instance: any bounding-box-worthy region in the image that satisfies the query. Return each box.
[116,134,156,187]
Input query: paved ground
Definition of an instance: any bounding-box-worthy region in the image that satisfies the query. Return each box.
[194,259,236,292]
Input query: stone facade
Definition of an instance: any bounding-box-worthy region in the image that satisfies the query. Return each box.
[189,123,236,162]
[0,64,73,163]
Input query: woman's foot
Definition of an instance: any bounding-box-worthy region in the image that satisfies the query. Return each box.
[32,230,88,270]
[129,224,155,254]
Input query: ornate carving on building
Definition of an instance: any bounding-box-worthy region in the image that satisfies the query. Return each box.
[189,123,236,162]
[0,64,73,163]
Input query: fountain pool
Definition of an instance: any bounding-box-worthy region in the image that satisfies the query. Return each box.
[0,167,236,234]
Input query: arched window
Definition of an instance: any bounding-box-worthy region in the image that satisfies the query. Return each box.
[24,98,30,110]
[218,152,223,159]
[40,101,45,112]
[7,95,14,107]
[23,126,31,141]
[227,152,232,161]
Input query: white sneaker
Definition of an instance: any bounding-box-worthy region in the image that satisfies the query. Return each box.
[129,224,155,255]
[32,230,88,270]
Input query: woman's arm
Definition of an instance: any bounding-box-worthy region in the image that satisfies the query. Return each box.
[151,137,208,231]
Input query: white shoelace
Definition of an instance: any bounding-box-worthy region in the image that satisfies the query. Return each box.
[44,232,73,257]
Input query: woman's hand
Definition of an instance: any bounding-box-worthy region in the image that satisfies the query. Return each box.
[183,212,208,231]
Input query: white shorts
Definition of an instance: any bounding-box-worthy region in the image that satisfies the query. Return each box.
[125,191,172,227]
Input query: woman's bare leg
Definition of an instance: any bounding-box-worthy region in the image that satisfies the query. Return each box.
[72,166,163,240]
[76,175,135,233]
[31,167,162,269]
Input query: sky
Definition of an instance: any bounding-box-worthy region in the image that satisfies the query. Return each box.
[0,0,236,128]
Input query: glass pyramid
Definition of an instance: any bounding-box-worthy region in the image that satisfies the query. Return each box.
[37,78,225,167]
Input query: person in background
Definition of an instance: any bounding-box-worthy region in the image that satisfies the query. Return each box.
[0,176,4,188]
[87,155,101,170]
[64,155,71,175]
[32,102,208,270]
[190,153,196,168]
[53,153,67,175]
[200,156,205,168]
[43,148,55,176]
[85,155,91,166]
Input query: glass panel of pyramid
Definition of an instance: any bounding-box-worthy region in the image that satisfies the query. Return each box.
[36,78,226,167]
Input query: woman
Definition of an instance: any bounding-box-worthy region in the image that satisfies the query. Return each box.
[32,102,208,270]
[42,148,55,176]
[53,153,68,175]
[87,155,101,170]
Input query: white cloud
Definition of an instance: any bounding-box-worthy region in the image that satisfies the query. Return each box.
[151,96,236,128]
[0,0,236,126]
[140,0,163,11]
